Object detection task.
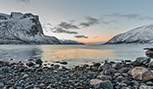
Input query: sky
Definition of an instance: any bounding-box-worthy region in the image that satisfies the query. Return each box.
[1,0,153,43]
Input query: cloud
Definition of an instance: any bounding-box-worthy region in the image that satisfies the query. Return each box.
[75,35,88,39]
[17,0,30,3]
[100,19,117,24]
[79,16,115,27]
[80,16,100,27]
[104,13,153,20]
[53,27,78,34]
[58,22,79,29]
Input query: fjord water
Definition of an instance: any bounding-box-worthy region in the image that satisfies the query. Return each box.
[0,44,152,65]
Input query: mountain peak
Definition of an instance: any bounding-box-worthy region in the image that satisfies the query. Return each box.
[0,12,60,44]
[106,24,153,44]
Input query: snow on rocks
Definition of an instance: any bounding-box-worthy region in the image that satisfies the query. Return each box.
[105,24,153,44]
[0,12,60,44]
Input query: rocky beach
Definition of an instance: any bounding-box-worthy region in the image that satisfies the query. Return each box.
[0,57,153,89]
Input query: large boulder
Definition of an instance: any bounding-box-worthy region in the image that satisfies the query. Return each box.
[90,79,113,89]
[133,57,150,66]
[131,67,153,81]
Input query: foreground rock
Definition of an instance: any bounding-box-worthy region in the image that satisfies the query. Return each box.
[131,67,153,81]
[133,57,150,66]
[0,12,60,44]
[0,57,153,88]
[90,79,113,89]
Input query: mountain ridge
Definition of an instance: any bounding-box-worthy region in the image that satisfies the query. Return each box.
[105,24,153,44]
[0,12,60,44]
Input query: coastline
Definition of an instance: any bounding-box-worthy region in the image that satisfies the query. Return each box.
[0,57,153,89]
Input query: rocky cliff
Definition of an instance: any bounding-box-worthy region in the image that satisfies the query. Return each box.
[0,12,60,44]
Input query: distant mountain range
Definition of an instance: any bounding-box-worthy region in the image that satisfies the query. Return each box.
[85,42,106,45]
[105,24,153,44]
[0,12,60,44]
[60,40,84,45]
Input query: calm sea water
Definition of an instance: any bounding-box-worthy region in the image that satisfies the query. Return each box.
[0,44,152,65]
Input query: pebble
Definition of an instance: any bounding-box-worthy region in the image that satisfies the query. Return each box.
[97,74,112,80]
[60,61,68,65]
[35,59,43,65]
[0,57,153,88]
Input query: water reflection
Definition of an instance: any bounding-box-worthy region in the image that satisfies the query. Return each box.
[0,45,42,62]
[0,45,151,65]
[41,48,115,62]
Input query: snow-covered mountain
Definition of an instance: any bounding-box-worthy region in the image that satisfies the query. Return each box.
[0,12,60,44]
[106,24,153,44]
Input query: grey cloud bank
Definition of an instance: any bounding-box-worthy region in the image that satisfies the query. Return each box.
[75,35,88,39]
[104,13,153,20]
[53,28,78,34]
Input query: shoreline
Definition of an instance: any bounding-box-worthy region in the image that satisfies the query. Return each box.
[0,57,153,89]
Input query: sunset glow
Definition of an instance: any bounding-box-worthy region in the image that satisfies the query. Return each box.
[1,0,153,43]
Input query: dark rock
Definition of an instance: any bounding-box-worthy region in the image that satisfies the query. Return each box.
[10,59,13,61]
[26,62,35,67]
[54,65,60,69]
[114,73,121,77]
[18,68,24,72]
[36,68,43,72]
[124,60,132,62]
[106,68,118,75]
[132,80,139,86]
[50,64,54,67]
[101,61,112,71]
[117,76,125,81]
[88,72,97,78]
[98,66,103,72]
[93,63,101,67]
[28,59,34,61]
[0,66,10,73]
[134,57,151,65]
[112,63,122,70]
[97,74,112,80]
[60,61,67,65]
[54,61,60,63]
[110,61,115,64]
[121,80,131,85]
[145,48,153,58]
[83,64,89,68]
[119,67,130,73]
[94,80,113,89]
[35,59,43,66]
